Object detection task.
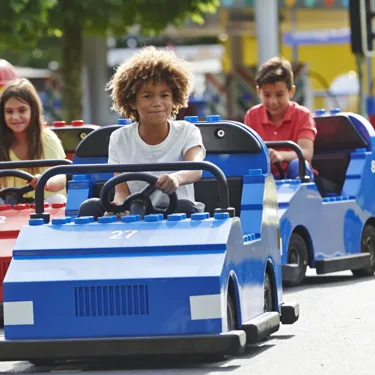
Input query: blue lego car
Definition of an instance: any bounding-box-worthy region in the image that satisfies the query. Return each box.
[267,110,375,286]
[0,118,298,364]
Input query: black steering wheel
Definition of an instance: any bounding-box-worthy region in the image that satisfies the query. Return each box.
[274,161,285,180]
[0,170,34,205]
[100,172,178,218]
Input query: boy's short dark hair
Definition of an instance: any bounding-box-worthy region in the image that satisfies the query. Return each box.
[255,57,294,90]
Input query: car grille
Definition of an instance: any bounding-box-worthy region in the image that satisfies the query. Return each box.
[74,285,149,317]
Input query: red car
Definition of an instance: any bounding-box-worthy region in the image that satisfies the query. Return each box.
[0,160,71,320]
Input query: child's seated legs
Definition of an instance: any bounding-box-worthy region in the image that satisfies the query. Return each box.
[44,193,67,204]
[286,159,314,181]
[174,199,199,216]
[79,198,105,220]
[78,197,199,220]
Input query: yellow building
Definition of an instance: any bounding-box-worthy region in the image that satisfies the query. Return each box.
[220,6,369,112]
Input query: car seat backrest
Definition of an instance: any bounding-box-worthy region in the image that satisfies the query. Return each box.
[314,114,369,152]
[51,125,99,160]
[312,113,372,196]
[73,121,269,215]
[74,121,268,177]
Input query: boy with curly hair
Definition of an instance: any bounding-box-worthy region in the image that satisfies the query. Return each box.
[79,46,206,219]
[244,56,316,180]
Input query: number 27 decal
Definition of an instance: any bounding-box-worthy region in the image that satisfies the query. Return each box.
[109,230,137,240]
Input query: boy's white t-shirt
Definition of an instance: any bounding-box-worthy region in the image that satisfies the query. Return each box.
[108,120,206,211]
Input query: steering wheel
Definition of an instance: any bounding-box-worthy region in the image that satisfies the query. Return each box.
[274,162,285,180]
[0,170,34,205]
[100,172,178,217]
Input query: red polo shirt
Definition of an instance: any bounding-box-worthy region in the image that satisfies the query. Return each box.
[244,101,317,174]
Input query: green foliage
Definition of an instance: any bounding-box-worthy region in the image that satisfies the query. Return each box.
[0,0,57,48]
[0,0,220,120]
[0,0,219,44]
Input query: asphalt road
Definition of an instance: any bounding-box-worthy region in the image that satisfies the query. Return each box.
[0,269,374,375]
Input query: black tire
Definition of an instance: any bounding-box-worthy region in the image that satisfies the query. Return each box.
[0,304,3,329]
[256,272,275,343]
[352,224,375,277]
[208,293,236,362]
[264,272,273,312]
[227,293,236,331]
[284,233,308,287]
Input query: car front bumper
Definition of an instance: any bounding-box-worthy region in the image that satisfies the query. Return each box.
[282,264,300,283]
[0,330,246,362]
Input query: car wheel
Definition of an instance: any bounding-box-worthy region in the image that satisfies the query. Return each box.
[208,293,236,362]
[264,272,273,312]
[284,233,308,287]
[352,224,375,277]
[227,293,236,331]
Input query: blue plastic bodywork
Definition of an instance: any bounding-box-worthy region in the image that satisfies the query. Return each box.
[3,120,288,346]
[277,112,375,269]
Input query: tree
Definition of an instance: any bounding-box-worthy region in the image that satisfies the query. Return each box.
[0,0,219,121]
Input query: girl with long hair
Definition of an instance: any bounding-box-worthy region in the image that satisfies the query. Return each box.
[0,78,67,204]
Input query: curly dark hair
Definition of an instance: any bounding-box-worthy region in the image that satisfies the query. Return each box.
[106,46,192,121]
[255,56,294,91]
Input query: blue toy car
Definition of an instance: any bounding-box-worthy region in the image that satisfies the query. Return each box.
[267,110,375,286]
[0,118,298,364]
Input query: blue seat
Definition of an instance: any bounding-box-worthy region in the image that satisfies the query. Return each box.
[72,121,269,215]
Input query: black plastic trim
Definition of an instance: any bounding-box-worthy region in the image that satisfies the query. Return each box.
[242,311,280,344]
[0,159,72,169]
[315,253,371,274]
[33,162,230,217]
[0,331,246,361]
[265,141,309,182]
[74,123,262,158]
[280,301,299,325]
[281,264,300,283]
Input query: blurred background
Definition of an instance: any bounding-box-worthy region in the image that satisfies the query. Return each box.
[0,0,372,127]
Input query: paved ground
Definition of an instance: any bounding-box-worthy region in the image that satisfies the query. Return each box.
[0,269,374,375]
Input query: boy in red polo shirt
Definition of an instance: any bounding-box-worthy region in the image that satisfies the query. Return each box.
[244,56,317,179]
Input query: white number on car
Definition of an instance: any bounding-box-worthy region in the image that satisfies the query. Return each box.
[0,216,6,224]
[371,160,375,173]
[109,230,137,240]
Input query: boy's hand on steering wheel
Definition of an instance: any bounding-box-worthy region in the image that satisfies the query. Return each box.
[268,148,283,164]
[156,174,180,194]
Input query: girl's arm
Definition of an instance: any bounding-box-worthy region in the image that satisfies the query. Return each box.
[29,174,66,192]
